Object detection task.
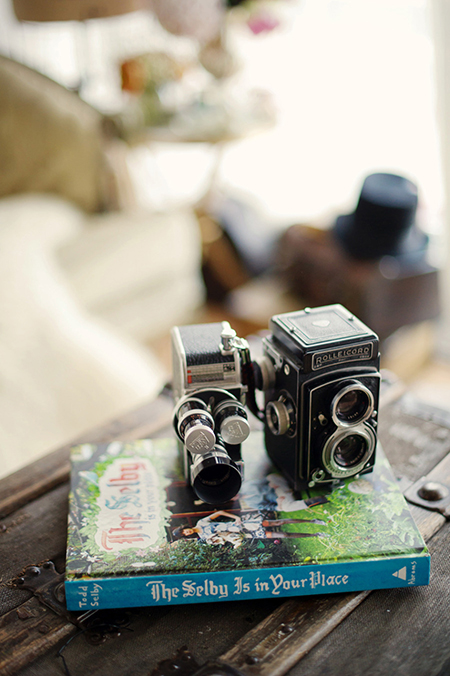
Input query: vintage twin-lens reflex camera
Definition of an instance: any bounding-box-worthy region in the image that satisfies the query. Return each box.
[171,321,252,504]
[258,304,380,492]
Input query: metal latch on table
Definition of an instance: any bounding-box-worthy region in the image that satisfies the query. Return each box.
[11,561,132,643]
[404,477,450,518]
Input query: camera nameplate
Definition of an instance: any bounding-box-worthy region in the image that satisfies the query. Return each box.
[312,342,374,370]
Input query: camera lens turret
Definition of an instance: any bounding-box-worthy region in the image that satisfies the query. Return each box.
[214,399,250,445]
[331,381,374,427]
[175,397,216,455]
[190,442,242,504]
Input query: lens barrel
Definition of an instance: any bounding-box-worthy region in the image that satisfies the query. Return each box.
[214,399,250,445]
[190,444,242,504]
[333,433,367,467]
[176,398,215,455]
[322,425,376,478]
[331,381,374,427]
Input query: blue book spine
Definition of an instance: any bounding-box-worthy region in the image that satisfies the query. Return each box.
[65,553,430,611]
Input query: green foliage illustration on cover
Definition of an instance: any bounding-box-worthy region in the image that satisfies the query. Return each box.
[65,434,426,581]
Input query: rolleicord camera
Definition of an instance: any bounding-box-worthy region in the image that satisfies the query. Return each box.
[171,321,252,504]
[258,304,380,492]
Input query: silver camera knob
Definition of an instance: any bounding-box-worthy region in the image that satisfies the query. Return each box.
[214,399,251,445]
[266,399,291,436]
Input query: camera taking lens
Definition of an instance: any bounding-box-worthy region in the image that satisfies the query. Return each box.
[190,441,243,504]
[334,434,367,467]
[323,425,376,478]
[213,399,250,445]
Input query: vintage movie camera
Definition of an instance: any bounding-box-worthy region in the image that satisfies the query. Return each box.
[171,321,252,504]
[257,304,380,492]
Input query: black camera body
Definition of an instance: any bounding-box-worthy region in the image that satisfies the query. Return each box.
[171,321,251,504]
[261,304,380,492]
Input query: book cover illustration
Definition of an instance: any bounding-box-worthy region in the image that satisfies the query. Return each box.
[65,434,430,610]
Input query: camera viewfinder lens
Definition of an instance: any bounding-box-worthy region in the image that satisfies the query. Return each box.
[332,382,374,426]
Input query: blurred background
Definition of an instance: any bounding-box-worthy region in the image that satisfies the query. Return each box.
[0,0,449,477]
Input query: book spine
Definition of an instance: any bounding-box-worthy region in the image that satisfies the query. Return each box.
[65,554,430,611]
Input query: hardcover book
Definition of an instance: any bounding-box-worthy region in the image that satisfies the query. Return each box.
[65,434,430,611]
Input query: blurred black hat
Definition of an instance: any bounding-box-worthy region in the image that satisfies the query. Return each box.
[333,172,427,260]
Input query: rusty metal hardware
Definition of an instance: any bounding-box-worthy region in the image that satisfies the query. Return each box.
[404,478,450,518]
[13,561,76,619]
[11,561,132,643]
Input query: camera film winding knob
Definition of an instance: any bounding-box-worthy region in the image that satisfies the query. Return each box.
[214,399,250,445]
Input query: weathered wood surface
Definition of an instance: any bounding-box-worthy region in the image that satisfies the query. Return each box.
[0,390,449,676]
[220,591,371,676]
[0,596,75,676]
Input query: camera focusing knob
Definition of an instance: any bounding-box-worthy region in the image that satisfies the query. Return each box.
[266,399,291,436]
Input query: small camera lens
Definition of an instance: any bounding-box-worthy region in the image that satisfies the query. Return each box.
[332,382,374,426]
[214,400,250,445]
[334,434,367,468]
[191,445,242,504]
[175,398,216,455]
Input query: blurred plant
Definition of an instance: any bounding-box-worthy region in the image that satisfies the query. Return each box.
[120,51,193,126]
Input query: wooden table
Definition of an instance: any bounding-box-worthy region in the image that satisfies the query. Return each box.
[1,383,450,676]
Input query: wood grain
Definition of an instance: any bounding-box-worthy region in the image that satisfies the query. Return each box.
[221,592,371,676]
[0,596,75,676]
